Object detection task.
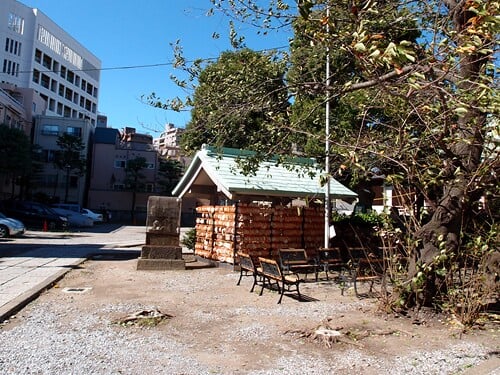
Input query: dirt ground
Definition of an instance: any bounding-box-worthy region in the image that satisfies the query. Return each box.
[4,255,499,374]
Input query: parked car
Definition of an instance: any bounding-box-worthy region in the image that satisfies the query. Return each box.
[0,200,68,230]
[51,203,81,213]
[0,212,26,238]
[81,208,104,223]
[52,208,93,228]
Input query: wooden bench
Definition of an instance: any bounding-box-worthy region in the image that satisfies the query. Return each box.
[278,248,318,281]
[258,257,302,304]
[236,252,262,293]
[346,247,385,297]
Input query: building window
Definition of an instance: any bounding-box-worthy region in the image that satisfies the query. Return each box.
[113,184,125,191]
[34,49,42,64]
[60,65,67,79]
[66,127,82,137]
[57,102,63,115]
[4,38,9,52]
[41,149,58,162]
[67,70,74,84]
[40,74,50,89]
[32,69,40,83]
[114,160,126,168]
[65,87,73,101]
[146,162,154,169]
[145,184,154,192]
[8,13,24,35]
[41,125,59,136]
[42,54,52,70]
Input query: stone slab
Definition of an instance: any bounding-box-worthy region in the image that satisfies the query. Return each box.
[140,245,182,259]
[136,258,186,270]
[145,232,180,246]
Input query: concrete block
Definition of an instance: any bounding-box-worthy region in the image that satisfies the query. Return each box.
[136,258,186,271]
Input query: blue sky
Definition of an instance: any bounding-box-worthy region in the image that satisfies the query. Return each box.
[20,0,291,136]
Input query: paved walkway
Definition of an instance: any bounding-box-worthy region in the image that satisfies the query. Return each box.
[0,225,146,321]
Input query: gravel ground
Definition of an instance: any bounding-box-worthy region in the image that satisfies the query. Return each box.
[0,259,498,375]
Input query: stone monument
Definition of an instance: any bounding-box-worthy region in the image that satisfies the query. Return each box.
[136,196,185,270]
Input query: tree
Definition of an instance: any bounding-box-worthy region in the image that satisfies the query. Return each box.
[286,1,421,208]
[158,0,498,319]
[151,48,290,162]
[54,134,86,203]
[0,125,33,198]
[124,157,148,224]
[157,157,183,196]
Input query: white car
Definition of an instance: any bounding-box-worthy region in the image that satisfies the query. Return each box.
[52,208,94,228]
[81,208,104,223]
[0,212,26,238]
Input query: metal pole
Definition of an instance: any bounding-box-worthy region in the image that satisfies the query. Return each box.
[324,3,331,249]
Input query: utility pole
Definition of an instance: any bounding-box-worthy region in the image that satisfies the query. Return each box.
[324,3,331,249]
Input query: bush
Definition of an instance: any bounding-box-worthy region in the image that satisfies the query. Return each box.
[181,228,196,251]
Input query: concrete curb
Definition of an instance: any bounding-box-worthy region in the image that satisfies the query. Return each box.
[0,258,86,322]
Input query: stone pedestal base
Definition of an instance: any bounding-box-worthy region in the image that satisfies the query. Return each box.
[136,258,186,270]
[136,245,185,270]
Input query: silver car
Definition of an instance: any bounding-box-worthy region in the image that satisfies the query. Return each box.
[52,208,94,228]
[0,212,26,238]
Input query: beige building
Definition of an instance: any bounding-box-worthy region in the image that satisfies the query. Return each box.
[0,84,45,135]
[31,115,93,205]
[153,123,185,158]
[87,127,159,223]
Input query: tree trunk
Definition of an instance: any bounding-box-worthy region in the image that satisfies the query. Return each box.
[407,0,490,307]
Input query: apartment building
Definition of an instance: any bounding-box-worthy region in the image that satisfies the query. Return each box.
[0,0,102,206]
[0,0,101,126]
[88,127,159,223]
[32,115,93,205]
[153,123,185,158]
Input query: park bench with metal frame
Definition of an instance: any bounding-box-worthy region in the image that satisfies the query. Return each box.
[316,247,346,281]
[278,248,318,281]
[258,257,303,304]
[346,246,385,297]
[236,252,262,293]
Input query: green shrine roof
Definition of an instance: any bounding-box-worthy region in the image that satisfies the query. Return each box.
[172,146,357,200]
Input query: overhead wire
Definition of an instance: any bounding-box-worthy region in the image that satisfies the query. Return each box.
[15,45,290,75]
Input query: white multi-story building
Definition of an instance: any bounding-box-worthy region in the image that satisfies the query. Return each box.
[153,123,185,158]
[0,0,101,126]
